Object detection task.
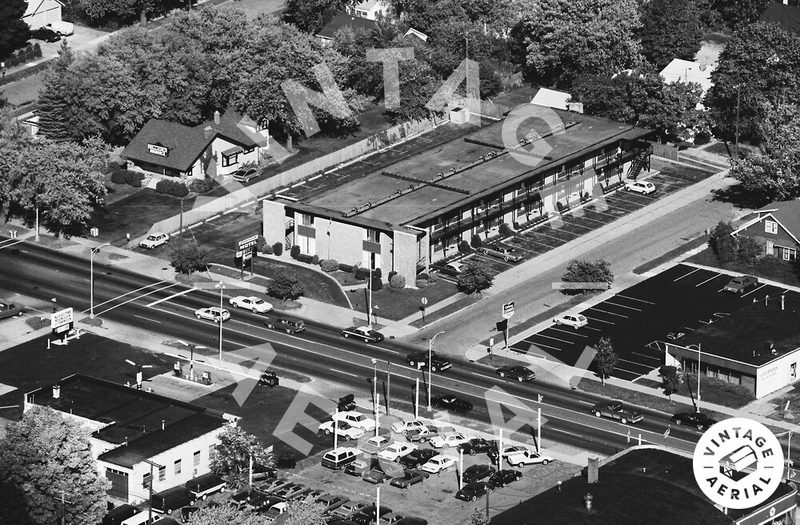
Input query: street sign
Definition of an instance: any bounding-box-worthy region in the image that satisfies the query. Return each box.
[235,250,244,258]
[242,251,252,262]
[237,234,259,251]
[502,302,515,319]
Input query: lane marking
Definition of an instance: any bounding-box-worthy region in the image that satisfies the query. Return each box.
[147,287,197,307]
[82,279,171,313]
[331,369,359,378]
[674,268,700,282]
[134,315,162,324]
[93,283,182,317]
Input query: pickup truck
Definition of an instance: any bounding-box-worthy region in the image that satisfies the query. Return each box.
[0,302,24,320]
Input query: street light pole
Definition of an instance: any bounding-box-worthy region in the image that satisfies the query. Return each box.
[386,361,391,416]
[216,281,224,365]
[427,331,445,411]
[788,430,793,480]
[89,242,111,319]
[371,358,378,428]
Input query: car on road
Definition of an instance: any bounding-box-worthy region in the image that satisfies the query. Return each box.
[553,313,588,329]
[478,246,523,263]
[391,419,427,435]
[506,449,553,467]
[264,317,305,333]
[332,411,377,431]
[229,296,272,313]
[390,469,429,488]
[624,180,656,195]
[430,394,473,413]
[406,351,452,372]
[672,411,717,431]
[318,420,365,441]
[139,232,169,249]
[495,366,536,382]
[455,482,491,502]
[359,435,392,455]
[487,469,522,489]
[231,167,260,183]
[592,401,643,424]
[378,442,418,462]
[30,27,61,42]
[193,307,230,323]
[362,468,392,484]
[0,302,24,320]
[462,464,496,484]
[429,432,469,449]
[458,438,496,456]
[398,448,437,469]
[723,275,759,294]
[329,501,368,520]
[341,325,384,343]
[420,454,457,474]
[314,493,349,513]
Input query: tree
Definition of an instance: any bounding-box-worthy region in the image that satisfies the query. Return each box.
[710,0,770,31]
[282,500,327,525]
[210,427,274,490]
[737,236,764,265]
[384,56,442,124]
[170,244,209,274]
[708,221,737,264]
[187,504,261,525]
[456,259,493,294]
[0,406,109,525]
[468,508,490,525]
[0,0,30,61]
[80,0,159,26]
[639,0,704,69]
[37,42,77,142]
[659,365,681,401]
[268,269,305,301]
[594,337,618,386]
[283,0,351,34]
[561,259,613,294]
[513,0,643,87]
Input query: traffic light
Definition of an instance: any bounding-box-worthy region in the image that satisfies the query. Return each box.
[496,319,508,332]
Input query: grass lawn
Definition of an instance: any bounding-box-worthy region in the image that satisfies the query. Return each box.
[575,376,695,414]
[408,294,481,328]
[347,279,461,321]
[249,257,350,308]
[633,235,708,275]
[687,247,800,288]
[703,142,734,157]
[89,189,189,244]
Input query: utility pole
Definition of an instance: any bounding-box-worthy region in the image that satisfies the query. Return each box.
[143,459,164,523]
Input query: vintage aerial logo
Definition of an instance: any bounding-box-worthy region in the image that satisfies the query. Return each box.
[693,417,784,509]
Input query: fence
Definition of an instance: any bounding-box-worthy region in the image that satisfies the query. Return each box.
[146,117,444,238]
[649,141,679,161]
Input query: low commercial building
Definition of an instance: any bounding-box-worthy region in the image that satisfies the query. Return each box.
[262,107,652,284]
[665,298,800,399]
[23,374,233,504]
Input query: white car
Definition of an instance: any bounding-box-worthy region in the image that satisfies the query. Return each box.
[624,180,656,195]
[378,442,418,462]
[429,432,469,449]
[390,419,426,435]
[553,313,588,329]
[139,232,169,249]
[194,307,230,323]
[332,411,376,431]
[318,421,365,441]
[506,449,553,467]
[360,435,392,454]
[420,454,457,474]
[229,296,273,314]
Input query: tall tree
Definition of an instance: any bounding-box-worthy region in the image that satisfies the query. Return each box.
[659,365,681,402]
[457,259,494,294]
[468,508,491,525]
[268,269,305,302]
[210,427,274,490]
[187,504,261,525]
[0,0,30,61]
[0,406,108,525]
[282,500,327,525]
[283,0,352,34]
[80,0,158,26]
[594,337,618,386]
[710,0,770,31]
[37,42,77,142]
[708,221,737,264]
[639,0,704,69]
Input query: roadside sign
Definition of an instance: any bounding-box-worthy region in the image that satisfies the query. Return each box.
[242,251,252,262]
[51,307,73,335]
[421,297,428,306]
[235,250,244,258]
[502,302,515,319]
[237,234,259,251]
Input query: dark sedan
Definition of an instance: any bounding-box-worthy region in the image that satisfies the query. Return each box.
[399,448,437,469]
[672,411,717,431]
[30,28,61,42]
[462,464,496,484]
[431,394,473,413]
[487,469,522,489]
[362,468,392,484]
[352,505,393,525]
[495,366,536,382]
[390,469,429,488]
[455,482,491,502]
[458,438,496,456]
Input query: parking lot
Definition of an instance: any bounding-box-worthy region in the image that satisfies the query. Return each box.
[511,263,800,381]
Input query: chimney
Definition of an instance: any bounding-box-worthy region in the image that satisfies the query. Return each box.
[213,110,220,125]
[52,384,60,399]
[203,126,213,139]
[587,457,599,484]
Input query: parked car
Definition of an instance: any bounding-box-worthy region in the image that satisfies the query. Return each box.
[495,366,536,382]
[231,167,260,183]
[487,445,536,462]
[360,435,392,454]
[553,313,588,329]
[462,464,496,484]
[478,246,523,263]
[178,506,199,523]
[332,411,377,431]
[101,504,138,525]
[264,316,305,333]
[315,493,349,513]
[329,501,368,520]
[390,469,429,488]
[0,302,24,320]
[231,489,264,508]
[193,307,230,323]
[121,509,154,525]
[433,261,464,277]
[184,472,226,500]
[362,467,392,484]
[261,501,288,522]
[672,411,717,431]
[407,424,456,443]
[420,454,457,474]
[321,447,361,470]
[506,449,553,467]
[395,518,429,525]
[150,486,196,515]
[152,518,179,525]
[406,351,452,372]
[318,420,365,441]
[30,27,61,42]
[352,505,393,525]
[378,442,418,462]
[391,419,427,435]
[591,401,644,424]
[399,448,438,469]
[271,482,307,500]
[487,469,522,489]
[251,494,284,512]
[382,512,407,524]
[229,295,272,313]
[256,478,292,494]
[430,432,469,449]
[140,232,169,249]
[723,275,759,294]
[430,394,473,413]
[344,458,372,477]
[624,180,656,195]
[341,325,384,343]
[46,21,74,36]
[455,482,491,502]
[458,438,496,456]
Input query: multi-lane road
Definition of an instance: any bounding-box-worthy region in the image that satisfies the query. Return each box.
[0,240,707,459]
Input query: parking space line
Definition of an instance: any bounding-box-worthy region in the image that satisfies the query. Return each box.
[527,342,562,352]
[616,294,655,305]
[585,307,628,318]
[674,268,700,281]
[632,352,661,362]
[585,316,615,325]
[614,365,651,376]
[550,327,589,338]
[532,333,577,344]
[617,357,651,367]
[603,301,642,312]
[695,274,723,287]
[585,326,602,331]
[742,284,768,297]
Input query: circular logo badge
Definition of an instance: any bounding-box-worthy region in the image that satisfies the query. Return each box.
[693,417,784,509]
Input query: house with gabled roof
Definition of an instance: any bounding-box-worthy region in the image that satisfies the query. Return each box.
[23,0,63,30]
[732,200,800,261]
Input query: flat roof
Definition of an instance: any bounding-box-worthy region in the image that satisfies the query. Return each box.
[299,109,650,228]
[28,374,227,469]
[676,300,800,367]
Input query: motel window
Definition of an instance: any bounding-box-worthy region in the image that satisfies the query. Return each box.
[158,465,166,482]
[222,152,240,167]
[300,213,314,227]
[193,450,201,467]
[174,459,182,475]
[366,229,379,243]
[765,220,778,234]
[143,472,151,489]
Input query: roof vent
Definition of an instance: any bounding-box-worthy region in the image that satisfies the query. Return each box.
[213,110,220,125]
[203,126,213,139]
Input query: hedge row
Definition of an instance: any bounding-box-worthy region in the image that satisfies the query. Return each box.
[110,169,145,187]
[155,179,189,197]
[3,43,42,69]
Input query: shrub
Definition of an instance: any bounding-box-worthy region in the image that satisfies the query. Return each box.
[755,255,788,277]
[355,267,370,281]
[256,236,267,253]
[170,244,209,274]
[25,45,36,61]
[471,235,483,248]
[311,254,320,265]
[110,170,126,184]
[499,223,514,237]
[296,253,314,263]
[513,222,521,229]
[107,160,122,172]
[388,271,397,282]
[130,174,142,188]
[415,278,429,288]
[156,178,189,197]
[458,241,471,253]
[290,245,301,259]
[418,272,429,280]
[389,274,406,289]
[560,259,614,295]
[457,260,494,294]
[33,43,42,58]
[708,221,736,264]
[272,242,283,256]
[268,269,305,301]
[339,263,354,273]
[189,177,216,194]
[737,236,763,265]
[260,241,273,255]
[320,259,339,272]
[373,267,382,279]
[371,277,382,291]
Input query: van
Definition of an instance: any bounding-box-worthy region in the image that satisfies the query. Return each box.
[150,486,196,515]
[321,447,361,470]
[102,504,139,525]
[121,509,156,525]
[46,21,74,36]
[184,472,226,500]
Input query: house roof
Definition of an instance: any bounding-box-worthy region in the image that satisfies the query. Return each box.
[755,200,800,240]
[659,59,715,93]
[317,11,377,40]
[760,2,800,36]
[26,374,228,469]
[403,28,428,42]
[24,0,63,18]
[531,88,571,110]
[354,0,385,11]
